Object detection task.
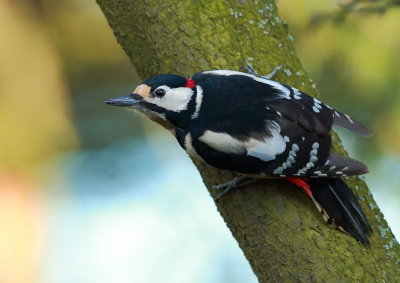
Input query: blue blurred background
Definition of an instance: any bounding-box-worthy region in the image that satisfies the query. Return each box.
[0,0,399,282]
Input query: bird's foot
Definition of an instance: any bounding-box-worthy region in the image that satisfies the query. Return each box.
[261,63,285,80]
[240,59,285,80]
[212,175,258,201]
[241,59,259,76]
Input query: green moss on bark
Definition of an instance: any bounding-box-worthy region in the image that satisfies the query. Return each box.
[97,0,399,281]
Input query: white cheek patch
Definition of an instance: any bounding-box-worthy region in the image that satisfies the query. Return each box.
[145,86,194,112]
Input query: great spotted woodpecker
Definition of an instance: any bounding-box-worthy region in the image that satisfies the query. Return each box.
[105,63,372,244]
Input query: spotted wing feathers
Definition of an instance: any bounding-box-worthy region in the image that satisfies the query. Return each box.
[290,153,369,178]
[318,153,369,176]
[188,71,370,179]
[267,86,371,137]
[332,110,372,137]
[266,87,333,136]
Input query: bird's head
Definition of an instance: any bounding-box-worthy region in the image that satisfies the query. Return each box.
[105,74,197,130]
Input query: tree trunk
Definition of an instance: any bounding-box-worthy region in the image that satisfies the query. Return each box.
[96,0,400,281]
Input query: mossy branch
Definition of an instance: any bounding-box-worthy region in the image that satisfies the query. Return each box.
[96,0,400,281]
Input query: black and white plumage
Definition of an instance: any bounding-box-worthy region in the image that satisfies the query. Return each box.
[105,67,372,244]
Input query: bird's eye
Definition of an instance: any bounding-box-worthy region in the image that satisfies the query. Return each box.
[155,88,166,98]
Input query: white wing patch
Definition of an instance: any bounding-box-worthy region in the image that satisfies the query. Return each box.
[199,121,286,162]
[203,70,290,98]
[199,131,245,154]
[145,85,194,112]
[246,122,286,162]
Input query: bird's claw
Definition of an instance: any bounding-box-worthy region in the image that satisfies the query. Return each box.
[213,175,258,202]
[261,63,285,80]
[240,59,259,76]
[240,59,285,80]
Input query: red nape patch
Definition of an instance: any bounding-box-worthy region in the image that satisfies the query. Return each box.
[286,177,312,196]
[185,78,196,89]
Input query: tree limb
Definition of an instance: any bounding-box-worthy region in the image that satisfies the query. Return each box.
[96,0,400,281]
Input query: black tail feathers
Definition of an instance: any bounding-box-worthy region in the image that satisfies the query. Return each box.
[309,178,372,244]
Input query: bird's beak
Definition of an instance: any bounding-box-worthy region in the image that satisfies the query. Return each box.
[104,94,143,107]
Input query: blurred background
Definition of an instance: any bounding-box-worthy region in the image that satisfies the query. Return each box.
[0,0,399,282]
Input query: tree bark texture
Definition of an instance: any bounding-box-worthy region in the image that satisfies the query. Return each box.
[96,0,400,281]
